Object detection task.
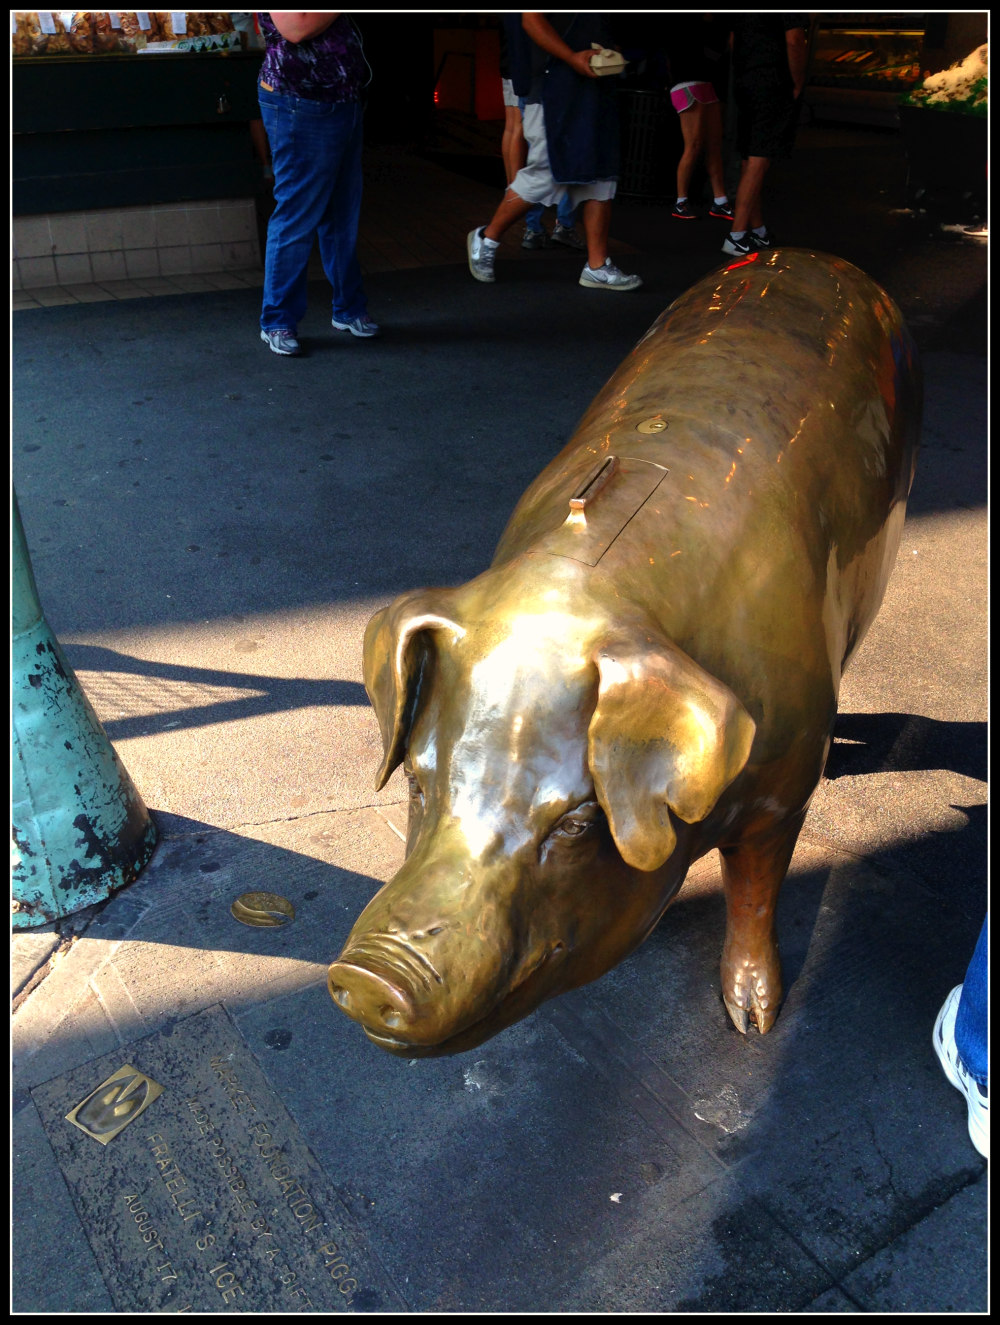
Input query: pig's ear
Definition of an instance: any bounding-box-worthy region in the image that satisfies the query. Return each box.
[363,592,464,791]
[588,631,756,872]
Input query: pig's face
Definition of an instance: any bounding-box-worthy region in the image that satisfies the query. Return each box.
[329,566,755,1056]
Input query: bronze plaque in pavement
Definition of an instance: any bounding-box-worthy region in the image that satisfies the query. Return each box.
[30,1004,407,1313]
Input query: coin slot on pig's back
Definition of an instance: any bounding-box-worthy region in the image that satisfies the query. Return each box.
[537,455,668,566]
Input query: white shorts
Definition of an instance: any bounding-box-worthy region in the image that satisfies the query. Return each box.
[501,77,519,109]
[509,102,617,208]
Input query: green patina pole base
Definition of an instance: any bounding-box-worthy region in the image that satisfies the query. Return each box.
[12,494,158,928]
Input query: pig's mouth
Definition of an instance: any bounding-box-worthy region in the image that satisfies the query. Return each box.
[330,939,568,1057]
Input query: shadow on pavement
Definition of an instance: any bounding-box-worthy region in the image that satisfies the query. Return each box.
[827,712,986,781]
[63,642,370,740]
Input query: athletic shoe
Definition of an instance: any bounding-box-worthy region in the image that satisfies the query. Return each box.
[672,201,700,220]
[579,259,642,291]
[933,984,988,1158]
[752,227,774,248]
[332,314,380,338]
[709,201,734,219]
[260,328,300,356]
[721,232,758,258]
[468,226,497,282]
[521,227,550,250]
[551,222,586,250]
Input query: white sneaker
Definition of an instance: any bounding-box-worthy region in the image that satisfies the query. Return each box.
[331,314,380,338]
[933,984,988,1158]
[467,227,498,283]
[260,328,300,356]
[579,259,642,291]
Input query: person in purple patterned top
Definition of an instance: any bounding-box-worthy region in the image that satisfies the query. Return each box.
[258,11,366,102]
[257,12,378,355]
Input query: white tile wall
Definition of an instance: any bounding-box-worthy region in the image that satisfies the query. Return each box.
[12,200,261,290]
[54,253,94,285]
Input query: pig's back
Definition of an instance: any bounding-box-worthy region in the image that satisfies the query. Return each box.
[491,249,921,731]
[495,249,918,569]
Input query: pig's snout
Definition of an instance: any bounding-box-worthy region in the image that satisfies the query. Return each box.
[329,922,567,1054]
[328,932,446,1042]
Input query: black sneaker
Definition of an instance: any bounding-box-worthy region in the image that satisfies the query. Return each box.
[709,201,734,220]
[752,228,774,248]
[721,232,757,258]
[672,200,700,220]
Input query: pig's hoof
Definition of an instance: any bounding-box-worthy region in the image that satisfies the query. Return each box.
[721,946,782,1035]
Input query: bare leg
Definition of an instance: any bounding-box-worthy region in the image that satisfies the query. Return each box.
[719,811,805,1033]
[580,197,611,269]
[501,104,526,186]
[675,103,704,200]
[732,155,770,233]
[702,99,727,200]
[483,188,535,242]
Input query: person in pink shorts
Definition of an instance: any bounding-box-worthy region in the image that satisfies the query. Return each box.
[664,16,732,221]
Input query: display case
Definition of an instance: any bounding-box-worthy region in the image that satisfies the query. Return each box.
[11,11,241,57]
[806,15,926,127]
[12,13,262,213]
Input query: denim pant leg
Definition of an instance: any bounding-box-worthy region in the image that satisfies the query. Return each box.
[259,90,362,332]
[314,102,367,323]
[955,916,988,1085]
[556,193,577,228]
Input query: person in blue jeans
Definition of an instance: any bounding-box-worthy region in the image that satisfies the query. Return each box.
[522,191,584,250]
[934,917,988,1158]
[519,88,584,254]
[257,12,378,356]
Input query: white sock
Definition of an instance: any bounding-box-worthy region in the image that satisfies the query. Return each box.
[714,196,729,206]
[752,225,768,238]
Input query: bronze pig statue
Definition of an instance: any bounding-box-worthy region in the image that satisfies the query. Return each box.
[329,249,920,1056]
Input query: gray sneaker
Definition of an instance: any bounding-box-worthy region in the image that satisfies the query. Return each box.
[332,314,380,338]
[551,222,586,250]
[260,328,301,355]
[468,227,498,283]
[578,259,642,291]
[521,226,550,250]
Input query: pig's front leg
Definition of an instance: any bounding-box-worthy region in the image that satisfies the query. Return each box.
[719,814,805,1034]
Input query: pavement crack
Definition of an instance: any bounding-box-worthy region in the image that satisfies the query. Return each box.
[216,799,408,835]
[12,934,78,1013]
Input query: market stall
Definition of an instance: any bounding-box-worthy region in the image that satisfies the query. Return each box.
[13,11,263,214]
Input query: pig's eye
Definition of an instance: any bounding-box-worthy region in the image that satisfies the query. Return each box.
[550,802,602,841]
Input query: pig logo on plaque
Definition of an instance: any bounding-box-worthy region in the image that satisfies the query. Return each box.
[66,1064,164,1144]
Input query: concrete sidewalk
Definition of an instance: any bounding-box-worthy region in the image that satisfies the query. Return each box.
[12,125,987,1312]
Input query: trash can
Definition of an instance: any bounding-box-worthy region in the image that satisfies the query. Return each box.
[617,88,676,201]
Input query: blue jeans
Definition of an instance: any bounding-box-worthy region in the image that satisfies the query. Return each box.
[955,917,987,1085]
[259,88,367,333]
[525,193,578,234]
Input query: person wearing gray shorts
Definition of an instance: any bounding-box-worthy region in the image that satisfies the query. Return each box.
[468,13,641,291]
